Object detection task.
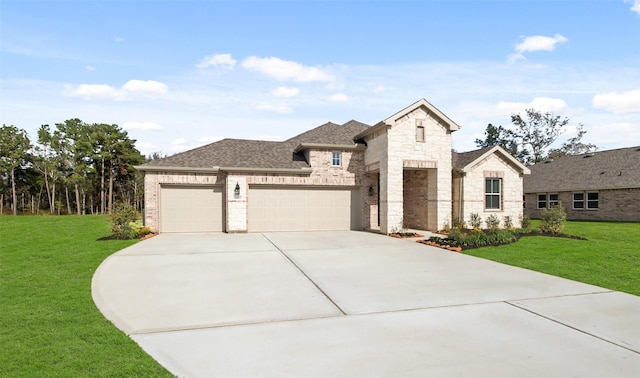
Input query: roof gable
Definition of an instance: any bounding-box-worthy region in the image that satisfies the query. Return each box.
[383,98,460,132]
[453,146,530,174]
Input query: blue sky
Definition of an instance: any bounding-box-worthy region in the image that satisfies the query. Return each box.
[2,0,639,156]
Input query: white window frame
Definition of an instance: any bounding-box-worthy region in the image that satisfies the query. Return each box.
[572,192,585,210]
[537,194,547,209]
[549,193,559,207]
[587,192,599,210]
[331,151,342,166]
[485,178,502,210]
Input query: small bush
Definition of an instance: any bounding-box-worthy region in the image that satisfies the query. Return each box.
[451,217,466,231]
[539,205,567,234]
[503,215,514,230]
[111,203,137,239]
[134,226,152,238]
[519,214,531,229]
[469,213,483,229]
[485,214,501,231]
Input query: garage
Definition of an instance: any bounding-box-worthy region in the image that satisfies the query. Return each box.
[248,186,361,232]
[160,186,224,233]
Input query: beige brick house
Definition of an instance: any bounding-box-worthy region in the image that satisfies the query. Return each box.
[137,99,530,233]
[524,146,640,221]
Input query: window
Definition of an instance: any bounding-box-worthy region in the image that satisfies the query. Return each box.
[331,151,342,166]
[549,193,559,207]
[587,192,599,209]
[485,178,501,209]
[537,194,547,209]
[416,126,425,142]
[573,192,585,209]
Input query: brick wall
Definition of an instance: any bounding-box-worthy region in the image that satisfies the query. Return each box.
[525,188,640,221]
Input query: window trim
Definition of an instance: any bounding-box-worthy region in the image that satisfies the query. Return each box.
[485,178,502,210]
[587,192,599,210]
[549,193,559,207]
[416,125,425,142]
[331,151,342,167]
[537,194,547,209]
[572,192,585,210]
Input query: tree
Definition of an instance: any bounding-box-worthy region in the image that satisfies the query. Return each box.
[0,125,31,215]
[547,125,597,159]
[474,124,521,160]
[476,109,597,165]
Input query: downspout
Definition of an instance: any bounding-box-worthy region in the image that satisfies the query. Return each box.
[458,174,464,221]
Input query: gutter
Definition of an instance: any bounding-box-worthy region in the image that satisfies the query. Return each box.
[135,165,312,175]
[293,143,365,153]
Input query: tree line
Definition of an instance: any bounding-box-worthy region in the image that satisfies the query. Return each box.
[0,120,145,216]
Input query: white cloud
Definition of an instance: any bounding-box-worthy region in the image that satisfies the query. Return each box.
[271,86,300,97]
[196,53,237,69]
[496,97,570,114]
[85,65,95,72]
[123,121,164,131]
[328,93,349,102]
[66,79,169,99]
[592,89,640,113]
[122,79,168,93]
[171,138,187,145]
[242,56,335,82]
[254,102,293,113]
[66,84,126,99]
[627,0,640,14]
[508,34,568,63]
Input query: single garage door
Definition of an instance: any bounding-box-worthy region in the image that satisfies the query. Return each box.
[249,186,361,232]
[160,186,224,233]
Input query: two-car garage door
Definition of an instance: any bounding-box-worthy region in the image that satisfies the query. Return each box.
[248,186,361,232]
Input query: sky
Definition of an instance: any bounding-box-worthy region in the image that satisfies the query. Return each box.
[1,0,639,157]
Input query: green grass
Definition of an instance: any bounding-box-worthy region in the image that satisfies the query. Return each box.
[465,221,640,296]
[0,215,172,377]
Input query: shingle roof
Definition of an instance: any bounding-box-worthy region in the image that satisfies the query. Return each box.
[524,146,640,193]
[138,120,371,170]
[451,147,494,170]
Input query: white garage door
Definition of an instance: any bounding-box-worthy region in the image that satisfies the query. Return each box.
[249,186,361,232]
[160,186,224,233]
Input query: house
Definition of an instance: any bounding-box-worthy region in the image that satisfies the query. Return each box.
[524,146,640,222]
[137,99,530,234]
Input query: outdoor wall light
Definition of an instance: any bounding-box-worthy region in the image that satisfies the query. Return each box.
[368,185,374,197]
[234,182,240,196]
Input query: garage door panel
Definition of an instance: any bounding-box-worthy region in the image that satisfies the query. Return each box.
[248,187,361,232]
[160,186,224,233]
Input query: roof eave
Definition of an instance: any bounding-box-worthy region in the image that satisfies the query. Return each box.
[461,146,530,174]
[135,165,221,173]
[293,143,366,153]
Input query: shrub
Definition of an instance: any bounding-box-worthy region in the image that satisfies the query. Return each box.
[519,214,531,229]
[539,205,567,234]
[503,215,514,230]
[134,226,152,238]
[469,213,482,229]
[111,202,137,239]
[451,217,466,231]
[485,214,501,231]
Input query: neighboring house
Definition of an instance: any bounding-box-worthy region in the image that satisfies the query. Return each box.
[137,99,529,234]
[524,146,640,222]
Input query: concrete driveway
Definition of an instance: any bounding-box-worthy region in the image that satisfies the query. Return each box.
[92,231,640,377]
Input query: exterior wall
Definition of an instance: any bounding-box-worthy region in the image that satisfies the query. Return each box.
[363,127,388,231]
[143,171,223,233]
[525,188,640,221]
[383,107,453,232]
[144,150,365,233]
[460,154,524,228]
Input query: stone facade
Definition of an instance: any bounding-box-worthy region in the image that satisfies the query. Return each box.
[453,154,525,228]
[525,188,640,222]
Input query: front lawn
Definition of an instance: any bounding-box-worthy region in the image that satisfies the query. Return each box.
[0,215,171,377]
[464,221,640,296]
